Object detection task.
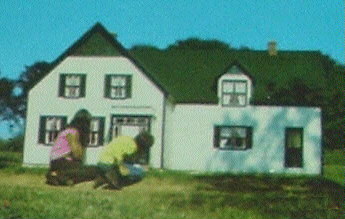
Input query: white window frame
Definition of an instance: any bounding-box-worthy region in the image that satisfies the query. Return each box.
[105,74,132,99]
[39,116,67,145]
[221,80,248,107]
[88,117,105,147]
[111,115,150,139]
[59,74,86,98]
[214,126,252,150]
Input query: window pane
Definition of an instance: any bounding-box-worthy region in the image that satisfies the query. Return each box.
[235,82,246,93]
[287,129,302,148]
[222,95,231,105]
[217,127,250,150]
[229,94,240,105]
[111,76,126,86]
[223,82,234,93]
[65,75,81,86]
[65,87,80,97]
[111,87,125,98]
[90,119,99,131]
[231,127,246,138]
[46,118,60,131]
[220,139,230,149]
[220,128,231,137]
[89,133,99,145]
[238,95,246,106]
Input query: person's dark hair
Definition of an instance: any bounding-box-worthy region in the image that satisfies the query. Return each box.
[68,109,92,147]
[135,131,154,150]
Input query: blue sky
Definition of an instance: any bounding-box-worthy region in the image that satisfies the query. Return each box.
[0,0,343,138]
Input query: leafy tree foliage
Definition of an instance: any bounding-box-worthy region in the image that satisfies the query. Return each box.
[258,63,344,149]
[0,78,17,120]
[0,62,52,124]
[167,38,231,50]
[18,61,52,99]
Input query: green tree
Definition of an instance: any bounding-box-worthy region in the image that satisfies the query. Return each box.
[0,77,17,120]
[167,38,231,50]
[321,64,344,149]
[15,61,52,118]
[18,61,52,99]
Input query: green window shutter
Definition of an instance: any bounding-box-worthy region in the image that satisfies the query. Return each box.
[38,116,46,143]
[98,117,105,145]
[61,117,67,130]
[126,76,132,98]
[59,75,66,97]
[80,75,86,97]
[214,126,220,148]
[104,75,111,98]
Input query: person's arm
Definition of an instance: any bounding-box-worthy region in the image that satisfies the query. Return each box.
[66,132,85,161]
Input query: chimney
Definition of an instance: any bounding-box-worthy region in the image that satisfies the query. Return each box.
[268,41,277,56]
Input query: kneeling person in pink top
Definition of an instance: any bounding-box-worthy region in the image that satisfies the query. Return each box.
[46,109,98,186]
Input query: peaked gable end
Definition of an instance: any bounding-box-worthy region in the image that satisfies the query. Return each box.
[40,23,169,97]
[72,31,122,56]
[53,23,125,63]
[221,61,254,84]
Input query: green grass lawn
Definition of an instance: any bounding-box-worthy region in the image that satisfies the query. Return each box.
[0,150,343,219]
[323,149,344,186]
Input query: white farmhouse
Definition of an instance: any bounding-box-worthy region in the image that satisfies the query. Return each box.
[23,23,322,174]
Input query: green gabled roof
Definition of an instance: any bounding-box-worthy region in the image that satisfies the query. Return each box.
[52,23,124,66]
[49,23,169,96]
[130,48,327,104]
[47,23,328,104]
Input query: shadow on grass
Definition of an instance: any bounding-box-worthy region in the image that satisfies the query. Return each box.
[191,174,343,219]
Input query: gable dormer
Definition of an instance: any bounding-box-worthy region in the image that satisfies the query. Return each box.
[217,62,253,107]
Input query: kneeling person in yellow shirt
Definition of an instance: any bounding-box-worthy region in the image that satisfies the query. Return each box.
[95,131,154,189]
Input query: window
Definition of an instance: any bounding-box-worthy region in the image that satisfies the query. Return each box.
[222,80,247,106]
[59,74,86,98]
[38,116,67,145]
[285,128,303,168]
[214,126,252,150]
[104,75,132,99]
[110,116,150,139]
[88,117,105,146]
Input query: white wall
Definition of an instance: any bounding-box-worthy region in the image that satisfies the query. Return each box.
[164,104,322,174]
[23,57,165,168]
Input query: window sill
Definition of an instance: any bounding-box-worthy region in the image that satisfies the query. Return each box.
[59,96,84,99]
[215,147,251,151]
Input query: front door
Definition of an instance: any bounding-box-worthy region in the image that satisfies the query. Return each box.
[285,128,303,168]
[110,115,151,164]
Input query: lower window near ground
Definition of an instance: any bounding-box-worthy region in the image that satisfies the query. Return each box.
[214,126,253,150]
[38,116,67,145]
